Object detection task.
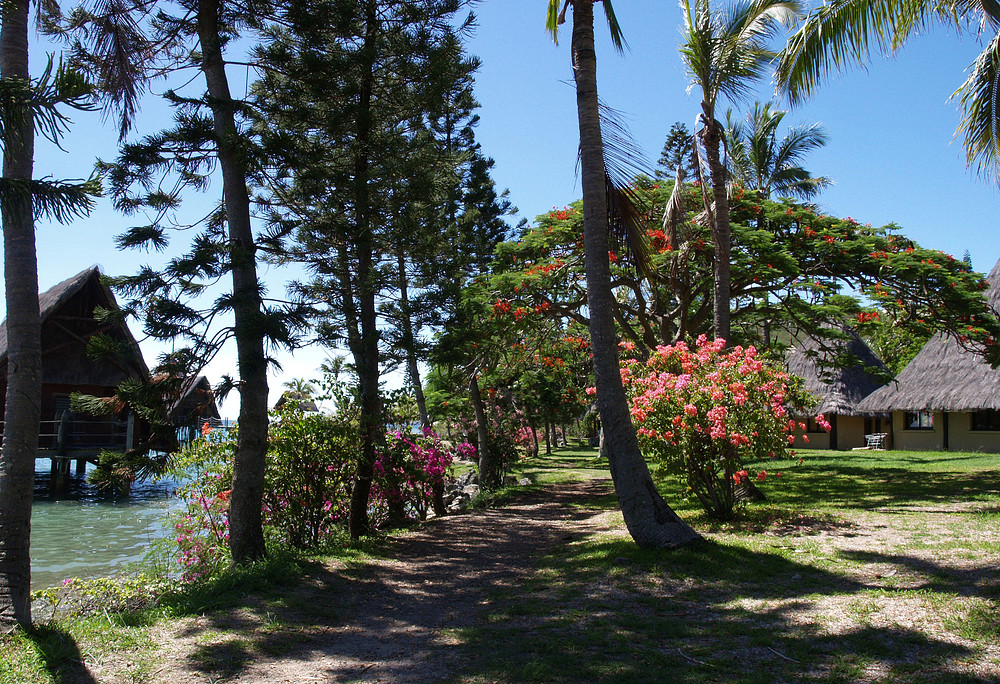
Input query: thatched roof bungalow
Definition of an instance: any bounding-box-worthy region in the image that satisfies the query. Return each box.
[0,267,149,454]
[856,258,1000,452]
[786,328,891,450]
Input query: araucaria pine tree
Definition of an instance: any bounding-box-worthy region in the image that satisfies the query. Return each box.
[99,0,300,564]
[254,0,484,536]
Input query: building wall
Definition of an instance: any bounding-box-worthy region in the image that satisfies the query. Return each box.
[791,415,889,450]
[889,411,1000,452]
[946,412,1000,453]
[836,416,869,450]
[792,428,829,450]
[892,411,945,451]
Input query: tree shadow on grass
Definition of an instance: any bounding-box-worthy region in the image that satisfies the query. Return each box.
[770,466,1000,511]
[453,536,993,683]
[23,624,98,684]
[160,477,997,683]
[839,548,1000,601]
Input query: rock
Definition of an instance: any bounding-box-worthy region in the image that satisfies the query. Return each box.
[518,477,531,486]
[503,475,518,486]
[462,484,480,498]
[454,470,479,488]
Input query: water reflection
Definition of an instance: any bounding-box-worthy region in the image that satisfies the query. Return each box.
[31,460,184,590]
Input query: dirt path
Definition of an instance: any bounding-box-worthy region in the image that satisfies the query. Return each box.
[142,479,618,683]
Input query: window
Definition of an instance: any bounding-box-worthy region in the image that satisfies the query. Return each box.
[971,411,1000,431]
[904,411,934,430]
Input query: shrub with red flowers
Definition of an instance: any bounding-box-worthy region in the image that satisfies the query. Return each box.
[622,335,819,520]
[169,425,236,581]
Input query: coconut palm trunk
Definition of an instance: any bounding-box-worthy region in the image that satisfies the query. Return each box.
[0,0,39,629]
[699,113,731,342]
[569,0,700,548]
[197,0,269,563]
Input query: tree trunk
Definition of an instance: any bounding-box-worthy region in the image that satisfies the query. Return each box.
[527,414,539,458]
[397,252,429,429]
[544,420,552,455]
[198,0,269,563]
[468,372,494,487]
[700,112,731,343]
[348,0,384,539]
[0,0,38,629]
[571,0,699,548]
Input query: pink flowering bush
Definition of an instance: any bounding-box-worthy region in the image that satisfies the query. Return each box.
[372,428,458,525]
[622,335,824,520]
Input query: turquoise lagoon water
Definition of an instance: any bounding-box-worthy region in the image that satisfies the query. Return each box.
[30,460,184,590]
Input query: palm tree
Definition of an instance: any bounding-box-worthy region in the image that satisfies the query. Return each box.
[546,0,699,548]
[725,101,831,199]
[776,0,1000,183]
[0,2,146,629]
[678,0,801,342]
[0,0,40,630]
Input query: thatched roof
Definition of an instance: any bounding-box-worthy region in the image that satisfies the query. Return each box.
[857,258,1000,413]
[274,391,319,413]
[0,266,148,376]
[169,375,221,423]
[786,328,890,415]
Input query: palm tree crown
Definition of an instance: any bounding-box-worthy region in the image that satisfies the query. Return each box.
[725,101,831,198]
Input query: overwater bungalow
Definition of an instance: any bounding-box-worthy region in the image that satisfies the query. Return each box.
[0,267,150,460]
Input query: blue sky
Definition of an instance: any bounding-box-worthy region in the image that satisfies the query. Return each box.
[8,0,1000,415]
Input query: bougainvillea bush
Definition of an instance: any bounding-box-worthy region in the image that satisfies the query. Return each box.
[169,423,236,581]
[167,406,477,580]
[373,427,457,525]
[621,335,826,520]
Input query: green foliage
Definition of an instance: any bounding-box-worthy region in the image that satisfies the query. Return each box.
[30,574,170,621]
[265,406,360,547]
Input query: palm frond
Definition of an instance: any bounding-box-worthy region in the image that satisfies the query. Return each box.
[65,0,155,140]
[600,0,629,53]
[546,0,562,42]
[0,57,95,148]
[596,101,653,277]
[955,30,1000,183]
[776,0,933,106]
[0,176,99,223]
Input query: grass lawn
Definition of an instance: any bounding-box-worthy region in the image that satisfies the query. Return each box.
[455,447,1000,683]
[2,447,997,683]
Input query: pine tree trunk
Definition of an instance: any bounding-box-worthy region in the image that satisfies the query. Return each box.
[571,0,699,548]
[347,0,384,539]
[700,113,731,342]
[0,0,38,628]
[198,0,268,563]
